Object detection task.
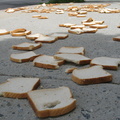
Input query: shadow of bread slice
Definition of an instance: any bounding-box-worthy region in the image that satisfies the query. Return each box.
[27,86,76,118]
[54,53,91,65]
[72,66,112,85]
[10,51,38,63]
[57,47,85,55]
[113,36,120,41]
[0,77,40,98]
[90,57,120,70]
[33,55,64,69]
[12,42,42,50]
[0,29,10,35]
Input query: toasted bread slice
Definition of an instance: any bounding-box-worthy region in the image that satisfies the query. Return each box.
[10,51,38,63]
[33,55,64,69]
[35,35,58,43]
[49,33,68,39]
[54,53,91,65]
[90,57,120,70]
[26,33,43,40]
[12,42,42,50]
[90,24,108,29]
[57,47,85,55]
[113,36,120,41]
[68,28,83,34]
[72,66,112,85]
[27,86,76,118]
[0,77,40,98]
[0,29,10,35]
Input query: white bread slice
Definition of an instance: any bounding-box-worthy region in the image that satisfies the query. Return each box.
[70,25,85,29]
[72,65,112,85]
[33,55,64,69]
[82,22,96,26]
[57,47,85,55]
[35,35,58,43]
[0,29,10,35]
[49,33,68,39]
[10,51,38,63]
[77,14,86,17]
[90,57,120,70]
[77,11,87,14]
[26,33,43,40]
[12,42,42,50]
[27,86,76,118]
[68,12,78,16]
[82,28,98,33]
[90,24,108,29]
[54,53,91,65]
[68,28,83,34]
[0,77,40,98]
[59,23,76,28]
[5,8,15,13]
[113,36,120,41]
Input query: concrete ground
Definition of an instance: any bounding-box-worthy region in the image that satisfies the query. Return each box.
[0,1,120,120]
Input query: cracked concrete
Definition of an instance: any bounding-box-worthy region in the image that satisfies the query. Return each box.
[0,2,120,120]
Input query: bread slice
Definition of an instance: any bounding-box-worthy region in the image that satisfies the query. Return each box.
[26,33,43,40]
[54,53,91,65]
[10,51,38,63]
[57,47,85,55]
[82,28,98,33]
[12,42,42,50]
[0,29,10,35]
[72,65,112,85]
[32,15,41,18]
[59,23,76,28]
[90,24,108,29]
[27,86,76,118]
[0,77,40,98]
[77,14,86,17]
[68,12,78,16]
[5,8,15,13]
[33,55,64,69]
[90,57,120,70]
[77,11,87,14]
[55,10,64,14]
[70,25,85,29]
[68,28,83,34]
[113,36,120,41]
[49,33,68,39]
[82,22,96,26]
[65,67,77,73]
[35,35,58,43]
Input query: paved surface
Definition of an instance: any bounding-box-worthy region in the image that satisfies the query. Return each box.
[0,2,120,120]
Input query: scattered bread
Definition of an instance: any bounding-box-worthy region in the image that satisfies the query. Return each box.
[27,86,76,118]
[0,77,40,98]
[54,53,91,65]
[33,55,64,69]
[57,47,85,55]
[113,36,120,41]
[12,42,42,50]
[90,24,108,29]
[72,65,112,85]
[90,57,120,70]
[0,29,10,35]
[26,33,43,40]
[10,51,38,63]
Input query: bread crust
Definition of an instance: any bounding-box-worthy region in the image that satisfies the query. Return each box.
[0,31,10,35]
[113,37,120,41]
[72,73,112,85]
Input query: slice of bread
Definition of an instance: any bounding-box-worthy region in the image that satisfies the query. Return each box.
[0,29,10,35]
[68,12,78,16]
[90,57,120,70]
[68,28,83,34]
[54,53,91,65]
[5,8,15,13]
[113,36,120,41]
[26,33,43,40]
[72,65,112,85]
[82,22,96,26]
[0,77,40,98]
[77,11,87,14]
[70,25,85,29]
[12,42,42,50]
[90,24,108,29]
[57,47,85,55]
[49,33,68,39]
[77,14,86,17]
[33,55,64,69]
[82,28,98,33]
[27,86,76,118]
[10,51,38,63]
[32,15,41,18]
[35,35,58,43]
[59,23,76,28]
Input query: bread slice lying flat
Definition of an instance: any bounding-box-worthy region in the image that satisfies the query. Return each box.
[54,53,91,65]
[90,57,120,70]
[35,35,58,43]
[26,33,43,40]
[113,36,120,41]
[70,25,85,29]
[68,28,83,34]
[59,23,76,28]
[90,24,108,29]
[82,28,98,33]
[0,77,40,98]
[0,29,10,35]
[12,42,42,50]
[10,51,38,63]
[57,47,85,55]
[49,33,68,39]
[27,86,76,118]
[72,65,112,85]
[33,55,64,69]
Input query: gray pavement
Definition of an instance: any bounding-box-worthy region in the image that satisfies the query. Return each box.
[0,2,120,120]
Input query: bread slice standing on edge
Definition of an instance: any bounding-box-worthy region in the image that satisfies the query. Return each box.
[57,47,85,55]
[10,51,38,63]
[90,57,120,70]
[33,55,64,69]
[12,42,42,50]
[72,66,112,85]
[0,29,10,35]
[54,53,91,65]
[27,86,76,118]
[0,77,40,98]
